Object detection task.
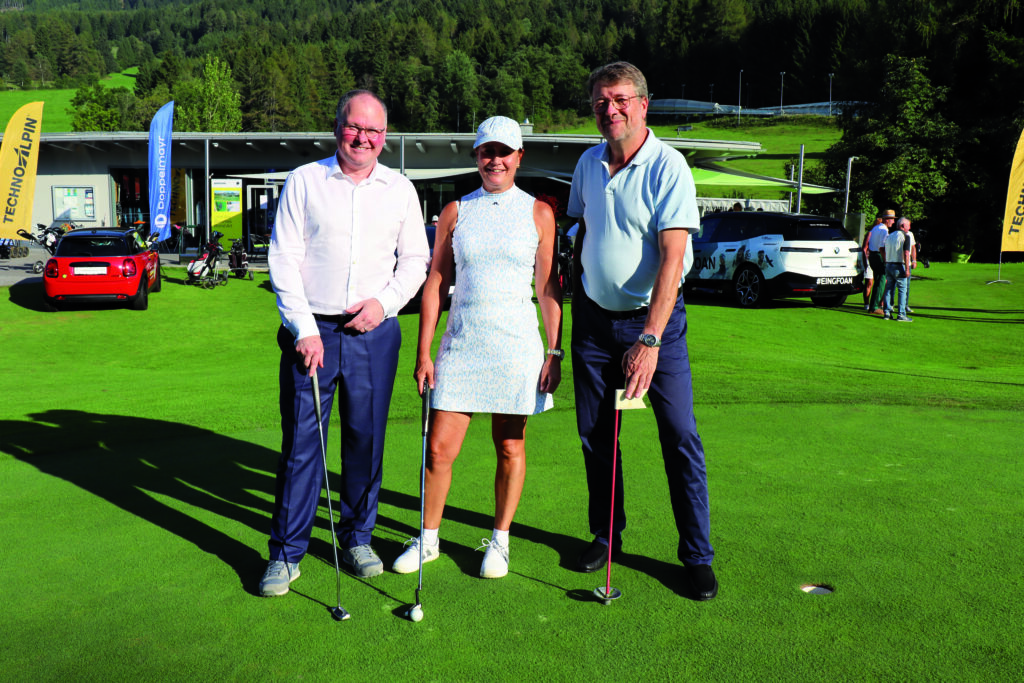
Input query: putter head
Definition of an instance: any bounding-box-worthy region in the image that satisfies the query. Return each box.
[593,586,622,606]
[330,606,351,621]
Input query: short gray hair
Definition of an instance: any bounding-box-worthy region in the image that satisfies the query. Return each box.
[897,217,911,229]
[586,61,649,100]
[335,90,388,124]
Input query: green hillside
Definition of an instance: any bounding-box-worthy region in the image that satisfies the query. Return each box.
[0,69,137,134]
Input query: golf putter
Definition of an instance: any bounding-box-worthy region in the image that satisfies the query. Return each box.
[594,407,623,606]
[311,369,351,621]
[594,388,645,605]
[407,379,431,623]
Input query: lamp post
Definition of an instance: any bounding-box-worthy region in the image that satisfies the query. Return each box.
[844,156,858,216]
[737,69,743,125]
[779,72,786,115]
[829,72,834,117]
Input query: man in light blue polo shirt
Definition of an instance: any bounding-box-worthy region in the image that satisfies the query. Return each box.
[567,61,717,601]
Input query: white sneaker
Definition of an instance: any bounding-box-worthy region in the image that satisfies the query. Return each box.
[392,536,439,574]
[477,538,509,579]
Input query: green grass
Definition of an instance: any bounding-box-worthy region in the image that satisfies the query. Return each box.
[0,69,138,134]
[2,263,1023,681]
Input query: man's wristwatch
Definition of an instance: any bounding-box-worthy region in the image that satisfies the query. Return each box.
[638,333,661,348]
[546,349,565,360]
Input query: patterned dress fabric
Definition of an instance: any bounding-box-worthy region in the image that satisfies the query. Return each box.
[432,186,553,415]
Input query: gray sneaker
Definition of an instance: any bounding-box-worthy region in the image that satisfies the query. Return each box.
[342,544,384,578]
[896,315,913,322]
[260,560,301,596]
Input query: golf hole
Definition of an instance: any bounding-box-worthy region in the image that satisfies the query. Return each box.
[800,583,834,595]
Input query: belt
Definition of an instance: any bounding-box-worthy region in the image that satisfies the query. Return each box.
[313,312,355,323]
[596,303,649,320]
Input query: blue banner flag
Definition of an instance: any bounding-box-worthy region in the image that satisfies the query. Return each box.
[147,101,174,242]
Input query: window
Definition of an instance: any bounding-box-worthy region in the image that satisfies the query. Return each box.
[57,237,128,258]
[695,216,721,243]
[781,220,851,241]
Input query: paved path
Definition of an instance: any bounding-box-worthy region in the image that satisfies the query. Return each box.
[0,247,45,287]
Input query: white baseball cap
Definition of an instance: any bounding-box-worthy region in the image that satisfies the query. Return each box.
[473,116,522,150]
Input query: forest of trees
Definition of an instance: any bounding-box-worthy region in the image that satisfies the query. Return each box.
[1,0,1022,256]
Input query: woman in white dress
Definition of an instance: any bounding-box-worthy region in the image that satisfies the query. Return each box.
[393,116,562,579]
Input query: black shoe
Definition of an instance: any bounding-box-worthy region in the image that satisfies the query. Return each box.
[576,538,621,573]
[688,564,718,600]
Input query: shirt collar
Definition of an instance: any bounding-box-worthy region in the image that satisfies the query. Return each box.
[328,153,386,185]
[599,128,659,169]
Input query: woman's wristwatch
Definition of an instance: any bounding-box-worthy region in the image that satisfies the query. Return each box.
[546,349,565,360]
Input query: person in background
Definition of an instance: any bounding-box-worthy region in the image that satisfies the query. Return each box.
[881,216,913,322]
[860,228,875,310]
[867,211,894,314]
[906,224,918,313]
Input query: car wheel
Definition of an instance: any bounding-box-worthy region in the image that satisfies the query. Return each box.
[733,266,765,308]
[811,293,847,307]
[33,260,44,274]
[130,275,149,310]
[151,260,162,293]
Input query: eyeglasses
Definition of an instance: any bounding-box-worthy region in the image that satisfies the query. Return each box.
[591,95,643,113]
[340,124,386,141]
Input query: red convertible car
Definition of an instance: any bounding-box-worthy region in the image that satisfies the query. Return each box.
[43,228,161,311]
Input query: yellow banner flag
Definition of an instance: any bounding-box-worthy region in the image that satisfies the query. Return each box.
[1001,125,1024,253]
[0,102,44,241]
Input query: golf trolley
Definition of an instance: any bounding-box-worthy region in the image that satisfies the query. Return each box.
[228,238,253,280]
[17,223,69,274]
[186,231,228,288]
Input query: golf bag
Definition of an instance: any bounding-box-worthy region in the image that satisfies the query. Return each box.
[17,223,67,273]
[187,231,226,287]
[17,223,66,256]
[228,238,252,279]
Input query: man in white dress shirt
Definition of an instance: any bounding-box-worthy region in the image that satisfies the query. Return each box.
[260,90,429,596]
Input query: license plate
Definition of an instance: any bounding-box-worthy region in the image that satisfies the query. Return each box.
[816,276,853,286]
[74,266,107,275]
[819,257,848,268]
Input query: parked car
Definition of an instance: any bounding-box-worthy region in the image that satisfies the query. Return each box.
[43,227,161,311]
[685,211,863,307]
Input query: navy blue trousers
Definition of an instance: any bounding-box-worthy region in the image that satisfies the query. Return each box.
[571,291,714,566]
[269,317,400,562]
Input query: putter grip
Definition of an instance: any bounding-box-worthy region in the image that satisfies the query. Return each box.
[421,382,431,434]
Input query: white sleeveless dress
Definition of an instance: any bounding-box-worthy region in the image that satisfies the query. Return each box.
[431,186,553,415]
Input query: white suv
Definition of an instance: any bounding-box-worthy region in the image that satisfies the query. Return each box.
[685,211,863,307]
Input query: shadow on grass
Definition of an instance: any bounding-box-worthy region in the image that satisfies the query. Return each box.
[2,409,699,602]
[377,489,697,601]
[825,302,1024,323]
[1,409,273,592]
[7,280,49,311]
[6,278,177,313]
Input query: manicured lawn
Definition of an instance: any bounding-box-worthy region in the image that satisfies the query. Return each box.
[2,262,1022,680]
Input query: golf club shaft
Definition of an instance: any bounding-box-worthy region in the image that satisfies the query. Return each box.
[417,380,431,600]
[312,369,343,611]
[605,409,621,596]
